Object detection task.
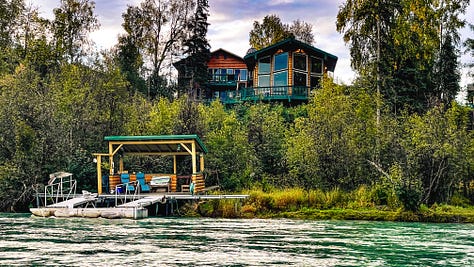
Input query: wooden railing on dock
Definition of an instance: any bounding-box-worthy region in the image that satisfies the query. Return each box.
[108,173,174,192]
[192,173,205,193]
[107,173,204,194]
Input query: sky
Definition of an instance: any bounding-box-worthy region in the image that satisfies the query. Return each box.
[29,0,474,92]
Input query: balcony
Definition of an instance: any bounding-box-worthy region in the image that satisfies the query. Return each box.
[208,74,247,87]
[215,86,311,104]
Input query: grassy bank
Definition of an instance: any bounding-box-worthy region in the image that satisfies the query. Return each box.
[181,187,474,223]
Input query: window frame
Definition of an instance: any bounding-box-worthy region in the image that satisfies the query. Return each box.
[258,56,271,74]
[293,53,307,72]
[310,56,323,74]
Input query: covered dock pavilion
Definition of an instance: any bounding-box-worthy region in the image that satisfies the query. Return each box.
[93,134,208,195]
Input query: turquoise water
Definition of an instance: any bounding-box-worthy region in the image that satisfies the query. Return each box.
[0,213,473,266]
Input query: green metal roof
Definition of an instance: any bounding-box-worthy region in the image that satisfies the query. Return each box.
[104,134,208,154]
[244,37,338,72]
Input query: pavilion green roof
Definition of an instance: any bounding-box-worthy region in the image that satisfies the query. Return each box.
[104,134,208,154]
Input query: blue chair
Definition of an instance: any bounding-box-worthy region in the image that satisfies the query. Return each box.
[120,173,135,193]
[136,172,150,193]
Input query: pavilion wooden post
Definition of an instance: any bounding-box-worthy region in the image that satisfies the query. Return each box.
[173,155,177,174]
[94,153,109,195]
[200,153,204,172]
[171,155,177,192]
[119,157,124,174]
[96,155,102,195]
[108,143,114,175]
[191,141,197,174]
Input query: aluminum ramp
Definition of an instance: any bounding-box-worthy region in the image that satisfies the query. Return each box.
[47,197,97,209]
[117,196,166,208]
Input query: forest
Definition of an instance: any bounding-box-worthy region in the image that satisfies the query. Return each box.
[0,0,474,214]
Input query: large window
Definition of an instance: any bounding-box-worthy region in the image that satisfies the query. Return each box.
[294,72,307,87]
[311,57,323,74]
[258,56,271,87]
[234,69,248,81]
[294,54,307,71]
[218,69,226,81]
[274,72,288,87]
[293,53,307,87]
[273,52,288,87]
[258,75,270,87]
[274,53,288,72]
[258,56,271,74]
[227,69,234,81]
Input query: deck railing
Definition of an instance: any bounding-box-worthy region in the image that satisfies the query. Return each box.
[115,182,140,206]
[216,86,311,104]
[44,176,77,207]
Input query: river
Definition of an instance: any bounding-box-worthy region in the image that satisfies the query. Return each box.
[0,213,473,266]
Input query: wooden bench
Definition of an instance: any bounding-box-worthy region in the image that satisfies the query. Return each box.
[181,185,190,192]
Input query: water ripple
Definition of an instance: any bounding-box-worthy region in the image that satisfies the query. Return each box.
[0,214,473,266]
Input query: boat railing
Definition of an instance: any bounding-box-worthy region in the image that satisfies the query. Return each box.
[115,181,140,206]
[44,174,77,207]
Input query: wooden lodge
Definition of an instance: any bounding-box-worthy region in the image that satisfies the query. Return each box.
[175,37,338,104]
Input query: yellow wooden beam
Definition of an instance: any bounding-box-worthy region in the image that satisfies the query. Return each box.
[108,143,114,175]
[179,142,192,154]
[200,153,205,172]
[111,144,124,156]
[96,155,102,195]
[192,141,197,174]
[173,155,177,174]
[119,157,124,174]
[124,152,190,156]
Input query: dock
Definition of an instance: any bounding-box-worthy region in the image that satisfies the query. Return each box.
[31,135,249,219]
[31,192,249,219]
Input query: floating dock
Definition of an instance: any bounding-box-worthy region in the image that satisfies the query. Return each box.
[31,135,249,219]
[31,192,249,219]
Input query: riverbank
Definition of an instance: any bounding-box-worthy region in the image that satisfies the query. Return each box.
[183,187,474,223]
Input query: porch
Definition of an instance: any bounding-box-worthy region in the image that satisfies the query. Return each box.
[213,85,312,104]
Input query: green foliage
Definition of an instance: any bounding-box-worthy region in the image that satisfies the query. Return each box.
[337,0,468,113]
[249,15,314,49]
[120,0,195,99]
[433,34,461,105]
[286,78,379,190]
[247,104,286,177]
[204,110,255,191]
[52,0,99,63]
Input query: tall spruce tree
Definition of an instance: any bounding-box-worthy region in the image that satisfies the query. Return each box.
[183,0,211,100]
[434,34,460,106]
